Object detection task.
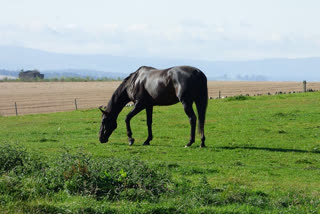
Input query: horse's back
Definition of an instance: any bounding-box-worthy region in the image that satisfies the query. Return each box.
[130,66,207,105]
[142,65,206,85]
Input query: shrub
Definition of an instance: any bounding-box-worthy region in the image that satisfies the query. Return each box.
[0,143,28,172]
[54,152,172,201]
[0,143,45,174]
[0,143,172,202]
[225,95,252,101]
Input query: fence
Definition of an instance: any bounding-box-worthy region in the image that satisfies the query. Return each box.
[210,81,317,99]
[7,99,81,116]
[0,97,109,116]
[1,81,319,116]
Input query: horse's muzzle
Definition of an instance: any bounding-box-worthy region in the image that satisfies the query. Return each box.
[99,137,108,143]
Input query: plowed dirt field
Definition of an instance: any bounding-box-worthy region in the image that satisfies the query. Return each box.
[1,81,319,116]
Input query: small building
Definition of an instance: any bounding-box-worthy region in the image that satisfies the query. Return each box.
[19,70,44,80]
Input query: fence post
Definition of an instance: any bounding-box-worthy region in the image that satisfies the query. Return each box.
[15,102,18,116]
[74,99,78,110]
[303,80,307,92]
[219,91,221,99]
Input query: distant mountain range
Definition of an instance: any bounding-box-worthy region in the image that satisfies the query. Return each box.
[0,45,319,81]
[0,69,126,80]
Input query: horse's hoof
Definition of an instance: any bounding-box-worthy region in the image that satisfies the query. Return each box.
[200,145,206,148]
[143,142,150,146]
[129,138,135,146]
[185,142,193,147]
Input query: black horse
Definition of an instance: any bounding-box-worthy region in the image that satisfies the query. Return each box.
[99,65,208,147]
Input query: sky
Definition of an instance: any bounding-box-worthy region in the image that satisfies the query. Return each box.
[1,0,320,60]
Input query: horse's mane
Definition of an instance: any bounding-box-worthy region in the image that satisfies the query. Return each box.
[110,74,132,101]
[115,66,155,96]
[106,66,156,111]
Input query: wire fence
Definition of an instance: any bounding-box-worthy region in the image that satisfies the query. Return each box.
[1,81,319,116]
[0,98,108,116]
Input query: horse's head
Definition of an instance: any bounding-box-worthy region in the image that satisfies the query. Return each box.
[99,106,117,143]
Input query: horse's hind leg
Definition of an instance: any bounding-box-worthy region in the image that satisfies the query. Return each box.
[182,101,197,147]
[195,99,206,148]
[143,105,153,145]
[200,130,206,148]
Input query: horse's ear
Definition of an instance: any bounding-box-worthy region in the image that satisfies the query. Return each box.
[99,105,107,114]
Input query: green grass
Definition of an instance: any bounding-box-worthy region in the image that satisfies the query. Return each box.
[1,92,320,213]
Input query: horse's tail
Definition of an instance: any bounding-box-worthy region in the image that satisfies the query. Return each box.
[195,73,208,136]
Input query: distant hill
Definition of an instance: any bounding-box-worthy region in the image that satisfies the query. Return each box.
[0,45,319,81]
[41,69,127,79]
[0,69,19,77]
[0,74,17,80]
[0,68,126,80]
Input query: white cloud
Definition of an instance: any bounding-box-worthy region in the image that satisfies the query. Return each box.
[1,22,320,60]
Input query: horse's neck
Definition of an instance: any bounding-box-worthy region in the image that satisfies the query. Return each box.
[107,87,130,119]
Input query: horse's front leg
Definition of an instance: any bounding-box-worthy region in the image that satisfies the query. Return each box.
[143,106,153,145]
[125,103,145,146]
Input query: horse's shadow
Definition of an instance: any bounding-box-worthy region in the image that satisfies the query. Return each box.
[107,141,205,148]
[217,146,320,154]
[107,142,181,148]
[102,142,319,153]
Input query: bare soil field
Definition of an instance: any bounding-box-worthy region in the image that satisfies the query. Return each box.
[1,81,319,116]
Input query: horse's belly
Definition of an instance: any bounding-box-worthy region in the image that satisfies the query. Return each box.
[154,95,179,106]
[149,87,179,106]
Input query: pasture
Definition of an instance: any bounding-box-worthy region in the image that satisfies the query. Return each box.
[1,92,320,213]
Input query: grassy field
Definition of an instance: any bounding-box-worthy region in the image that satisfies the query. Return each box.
[1,92,320,213]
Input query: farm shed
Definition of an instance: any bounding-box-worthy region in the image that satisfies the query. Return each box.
[19,70,44,80]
